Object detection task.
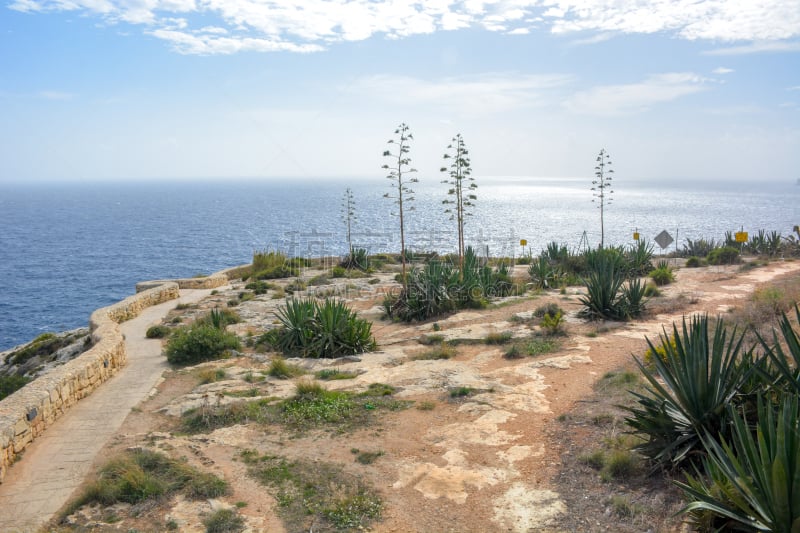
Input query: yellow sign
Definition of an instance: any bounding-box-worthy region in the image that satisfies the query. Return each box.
[520,239,527,247]
[735,231,748,243]
[633,232,640,241]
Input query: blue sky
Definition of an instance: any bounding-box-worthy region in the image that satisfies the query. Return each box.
[1,1,799,184]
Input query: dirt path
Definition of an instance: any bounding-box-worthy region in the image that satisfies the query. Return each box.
[38,261,800,533]
[0,287,224,533]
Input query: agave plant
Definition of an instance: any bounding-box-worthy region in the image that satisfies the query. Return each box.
[767,230,783,257]
[386,260,459,321]
[620,277,647,318]
[678,395,800,532]
[758,305,800,395]
[626,315,755,470]
[272,298,376,358]
[684,238,719,258]
[626,239,654,276]
[340,248,369,271]
[529,255,560,290]
[578,256,626,319]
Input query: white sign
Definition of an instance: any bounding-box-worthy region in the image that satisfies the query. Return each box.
[654,230,674,250]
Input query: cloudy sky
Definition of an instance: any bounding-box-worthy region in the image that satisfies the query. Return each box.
[1,0,799,184]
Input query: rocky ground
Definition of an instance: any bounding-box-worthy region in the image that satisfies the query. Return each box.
[47,258,800,533]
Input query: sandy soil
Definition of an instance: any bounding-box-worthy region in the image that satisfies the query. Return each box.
[58,259,800,533]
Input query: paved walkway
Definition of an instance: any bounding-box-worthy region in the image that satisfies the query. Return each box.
[0,288,221,533]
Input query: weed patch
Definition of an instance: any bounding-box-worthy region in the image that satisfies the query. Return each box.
[241,451,382,532]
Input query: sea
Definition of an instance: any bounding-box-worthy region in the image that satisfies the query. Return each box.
[1,177,797,351]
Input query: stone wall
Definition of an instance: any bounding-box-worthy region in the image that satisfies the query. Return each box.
[0,283,179,483]
[135,264,251,293]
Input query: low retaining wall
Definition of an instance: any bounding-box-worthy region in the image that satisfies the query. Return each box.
[0,283,180,483]
[135,264,251,293]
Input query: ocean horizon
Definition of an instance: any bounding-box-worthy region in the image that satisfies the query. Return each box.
[1,177,797,351]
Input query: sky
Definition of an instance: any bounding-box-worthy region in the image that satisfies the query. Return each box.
[1,0,799,185]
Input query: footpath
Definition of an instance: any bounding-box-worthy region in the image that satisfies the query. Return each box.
[0,287,221,533]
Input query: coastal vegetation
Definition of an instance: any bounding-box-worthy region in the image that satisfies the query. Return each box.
[382,122,418,283]
[441,133,476,273]
[591,148,614,249]
[625,306,800,531]
[261,298,376,358]
[165,309,241,365]
[63,448,228,513]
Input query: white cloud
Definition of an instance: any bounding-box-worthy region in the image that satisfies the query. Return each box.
[347,72,573,115]
[789,86,800,91]
[564,72,709,116]
[705,40,800,55]
[712,67,734,74]
[8,0,800,55]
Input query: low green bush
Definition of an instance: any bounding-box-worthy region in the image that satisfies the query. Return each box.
[165,324,241,365]
[204,509,245,533]
[198,308,240,329]
[540,311,564,335]
[0,374,31,400]
[267,357,306,379]
[146,325,171,339]
[685,256,702,268]
[707,246,740,265]
[69,449,227,511]
[649,265,675,286]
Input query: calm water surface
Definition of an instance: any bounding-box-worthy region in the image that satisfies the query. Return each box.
[1,178,797,350]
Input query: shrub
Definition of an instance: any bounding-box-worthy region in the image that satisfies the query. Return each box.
[72,449,227,509]
[268,298,376,358]
[250,250,299,280]
[242,452,382,532]
[197,367,227,384]
[165,324,241,365]
[504,345,522,359]
[534,302,563,318]
[0,375,31,400]
[244,280,273,294]
[707,246,740,265]
[204,509,245,533]
[267,357,306,379]
[198,308,240,330]
[540,311,564,335]
[6,332,64,366]
[331,265,347,278]
[685,256,702,268]
[418,333,445,345]
[485,331,513,345]
[643,283,661,297]
[145,325,171,339]
[649,265,675,286]
[524,337,561,356]
[315,368,358,380]
[414,342,457,360]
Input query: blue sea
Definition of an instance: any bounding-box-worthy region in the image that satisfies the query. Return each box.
[1,178,797,351]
